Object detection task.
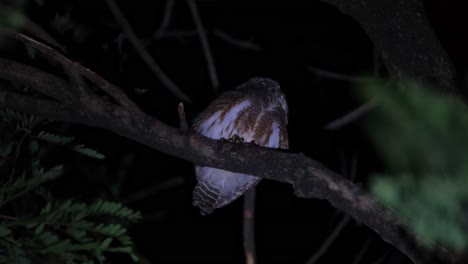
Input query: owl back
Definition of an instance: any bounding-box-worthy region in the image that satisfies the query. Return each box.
[192,78,289,215]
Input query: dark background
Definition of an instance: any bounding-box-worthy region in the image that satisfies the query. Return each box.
[4,1,468,263]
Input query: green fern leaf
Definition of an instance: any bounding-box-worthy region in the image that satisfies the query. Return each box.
[37,131,74,145]
[71,145,105,159]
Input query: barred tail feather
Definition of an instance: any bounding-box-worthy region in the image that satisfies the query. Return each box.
[192,181,220,215]
[193,166,260,215]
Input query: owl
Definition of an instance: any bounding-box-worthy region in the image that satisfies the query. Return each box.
[192,77,289,215]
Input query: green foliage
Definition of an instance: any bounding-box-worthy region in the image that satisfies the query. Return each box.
[0,8,26,29]
[37,131,105,159]
[0,109,37,132]
[361,80,468,251]
[0,198,141,263]
[0,110,140,263]
[0,163,63,207]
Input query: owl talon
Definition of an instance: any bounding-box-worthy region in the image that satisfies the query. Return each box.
[228,134,244,143]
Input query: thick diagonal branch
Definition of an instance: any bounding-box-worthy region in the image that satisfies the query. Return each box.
[0,71,428,264]
[0,58,72,103]
[1,29,140,111]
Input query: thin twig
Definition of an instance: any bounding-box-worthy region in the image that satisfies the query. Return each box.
[9,131,29,179]
[154,28,261,51]
[1,29,140,111]
[352,237,371,264]
[105,0,191,103]
[308,65,379,130]
[178,102,189,132]
[154,0,175,38]
[307,66,372,83]
[186,0,219,91]
[349,152,358,182]
[154,30,198,40]
[374,249,392,264]
[306,215,351,264]
[324,99,377,130]
[213,28,261,51]
[0,214,17,220]
[243,188,257,264]
[0,4,66,53]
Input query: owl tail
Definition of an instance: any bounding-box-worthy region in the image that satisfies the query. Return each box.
[192,181,220,215]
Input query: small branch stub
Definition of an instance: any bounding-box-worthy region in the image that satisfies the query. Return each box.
[178,102,189,132]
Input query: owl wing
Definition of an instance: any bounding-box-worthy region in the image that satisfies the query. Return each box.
[192,97,288,215]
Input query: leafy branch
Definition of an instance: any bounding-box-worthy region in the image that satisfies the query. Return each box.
[362,81,468,252]
[0,106,141,263]
[37,131,105,160]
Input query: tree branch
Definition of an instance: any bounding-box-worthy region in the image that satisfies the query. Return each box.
[1,29,141,112]
[0,57,430,263]
[0,88,87,125]
[319,0,461,99]
[105,0,192,103]
[243,188,257,264]
[0,57,72,104]
[187,0,219,91]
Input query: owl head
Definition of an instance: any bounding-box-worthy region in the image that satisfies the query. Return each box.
[235,77,288,119]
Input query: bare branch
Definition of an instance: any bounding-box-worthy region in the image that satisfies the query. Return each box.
[178,102,189,132]
[186,0,219,91]
[0,68,431,263]
[306,215,351,264]
[0,87,87,125]
[0,57,72,103]
[1,29,140,111]
[154,28,262,51]
[318,0,460,99]
[105,0,192,103]
[324,99,377,130]
[307,66,372,83]
[154,30,198,40]
[213,28,261,51]
[154,0,175,38]
[243,188,257,264]
[62,57,97,109]
[352,237,371,264]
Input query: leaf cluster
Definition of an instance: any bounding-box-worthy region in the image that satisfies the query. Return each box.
[0,109,141,264]
[361,80,468,251]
